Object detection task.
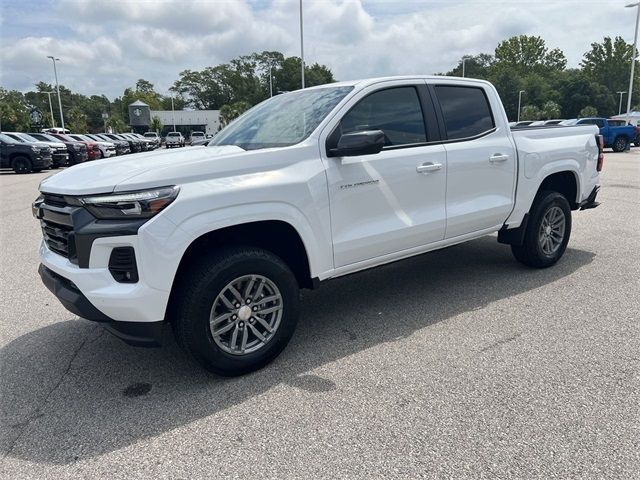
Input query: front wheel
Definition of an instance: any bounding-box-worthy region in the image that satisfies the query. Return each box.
[511,191,572,268]
[11,156,33,174]
[171,247,300,376]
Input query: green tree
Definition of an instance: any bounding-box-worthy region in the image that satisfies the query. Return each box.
[0,88,30,131]
[541,101,561,119]
[219,101,251,128]
[149,115,163,133]
[447,53,494,78]
[66,107,88,132]
[494,35,566,74]
[579,106,598,118]
[520,105,542,121]
[581,36,638,104]
[105,116,127,133]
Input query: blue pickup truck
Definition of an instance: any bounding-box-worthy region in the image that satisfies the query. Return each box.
[563,118,636,152]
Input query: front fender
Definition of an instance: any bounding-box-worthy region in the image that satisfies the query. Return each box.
[170,201,332,280]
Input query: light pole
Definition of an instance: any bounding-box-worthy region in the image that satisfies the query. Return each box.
[43,91,56,128]
[299,0,305,89]
[517,90,525,122]
[47,56,65,130]
[625,2,640,123]
[269,64,273,97]
[617,91,627,115]
[171,96,176,132]
[462,58,467,78]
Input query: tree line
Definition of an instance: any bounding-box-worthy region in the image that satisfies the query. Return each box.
[0,35,637,133]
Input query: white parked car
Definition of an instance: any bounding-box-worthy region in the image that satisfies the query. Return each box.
[189,131,206,144]
[165,131,184,148]
[34,76,602,376]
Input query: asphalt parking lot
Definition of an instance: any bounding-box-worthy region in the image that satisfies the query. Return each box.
[1,151,638,479]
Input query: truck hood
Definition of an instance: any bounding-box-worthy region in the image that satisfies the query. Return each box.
[39,145,247,195]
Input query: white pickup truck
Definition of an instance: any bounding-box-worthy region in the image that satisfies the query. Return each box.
[34,76,603,376]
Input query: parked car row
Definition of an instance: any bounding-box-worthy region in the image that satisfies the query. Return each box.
[0,129,161,174]
[509,117,638,152]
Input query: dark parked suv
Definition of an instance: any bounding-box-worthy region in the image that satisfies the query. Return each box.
[0,133,52,173]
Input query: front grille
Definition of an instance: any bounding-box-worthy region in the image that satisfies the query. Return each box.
[43,193,66,208]
[41,220,73,257]
[40,195,76,261]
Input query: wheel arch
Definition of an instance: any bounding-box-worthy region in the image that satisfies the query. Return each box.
[168,219,317,303]
[537,170,580,209]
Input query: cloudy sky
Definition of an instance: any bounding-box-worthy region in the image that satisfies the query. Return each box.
[0,0,636,99]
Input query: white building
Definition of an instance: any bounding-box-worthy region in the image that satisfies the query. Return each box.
[150,109,221,135]
[128,100,220,136]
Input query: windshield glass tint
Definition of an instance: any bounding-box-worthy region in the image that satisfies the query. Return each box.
[0,133,18,144]
[210,86,353,150]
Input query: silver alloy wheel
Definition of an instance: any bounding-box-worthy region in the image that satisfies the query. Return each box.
[209,274,283,355]
[538,206,565,255]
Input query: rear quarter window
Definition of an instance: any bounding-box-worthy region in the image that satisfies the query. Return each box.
[434,85,495,140]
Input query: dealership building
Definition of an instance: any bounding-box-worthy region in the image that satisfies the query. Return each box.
[128,100,221,136]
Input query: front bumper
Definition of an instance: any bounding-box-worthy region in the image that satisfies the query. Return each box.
[34,155,53,169]
[39,264,166,346]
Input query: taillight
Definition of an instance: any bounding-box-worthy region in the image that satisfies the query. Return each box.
[596,134,604,172]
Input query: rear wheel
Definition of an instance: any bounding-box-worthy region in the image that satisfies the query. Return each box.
[612,136,628,152]
[511,191,572,268]
[11,156,32,174]
[171,246,300,376]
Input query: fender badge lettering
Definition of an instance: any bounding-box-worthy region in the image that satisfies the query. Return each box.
[339,179,380,190]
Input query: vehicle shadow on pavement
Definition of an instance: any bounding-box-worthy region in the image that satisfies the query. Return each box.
[0,236,595,465]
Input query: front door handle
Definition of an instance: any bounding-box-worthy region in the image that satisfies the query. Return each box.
[417,162,443,174]
[489,153,509,163]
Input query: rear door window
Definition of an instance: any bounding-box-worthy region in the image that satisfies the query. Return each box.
[434,85,495,140]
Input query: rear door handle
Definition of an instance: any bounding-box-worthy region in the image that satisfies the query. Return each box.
[416,162,443,174]
[489,154,509,163]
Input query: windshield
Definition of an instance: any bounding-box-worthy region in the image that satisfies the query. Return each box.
[18,133,39,142]
[35,133,60,142]
[210,86,353,150]
[144,133,156,137]
[0,133,19,144]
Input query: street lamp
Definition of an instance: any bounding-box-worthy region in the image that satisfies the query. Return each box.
[617,91,627,115]
[171,96,176,132]
[462,58,467,78]
[42,91,56,128]
[269,64,273,97]
[47,56,65,130]
[624,2,640,123]
[517,90,525,122]
[299,0,305,89]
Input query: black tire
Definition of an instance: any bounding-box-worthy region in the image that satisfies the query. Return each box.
[511,190,572,268]
[612,136,628,152]
[171,246,300,376]
[11,156,32,174]
[634,135,640,147]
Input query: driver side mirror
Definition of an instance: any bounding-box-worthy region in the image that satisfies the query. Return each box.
[328,130,385,157]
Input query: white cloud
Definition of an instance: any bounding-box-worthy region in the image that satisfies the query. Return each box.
[0,0,634,98]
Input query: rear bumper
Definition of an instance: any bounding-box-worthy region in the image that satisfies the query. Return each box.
[39,263,166,347]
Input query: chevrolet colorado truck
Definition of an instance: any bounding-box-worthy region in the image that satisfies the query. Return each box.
[34,77,603,376]
[1,133,52,173]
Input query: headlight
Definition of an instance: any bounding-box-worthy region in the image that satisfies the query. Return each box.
[31,145,39,152]
[72,144,81,151]
[80,186,179,219]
